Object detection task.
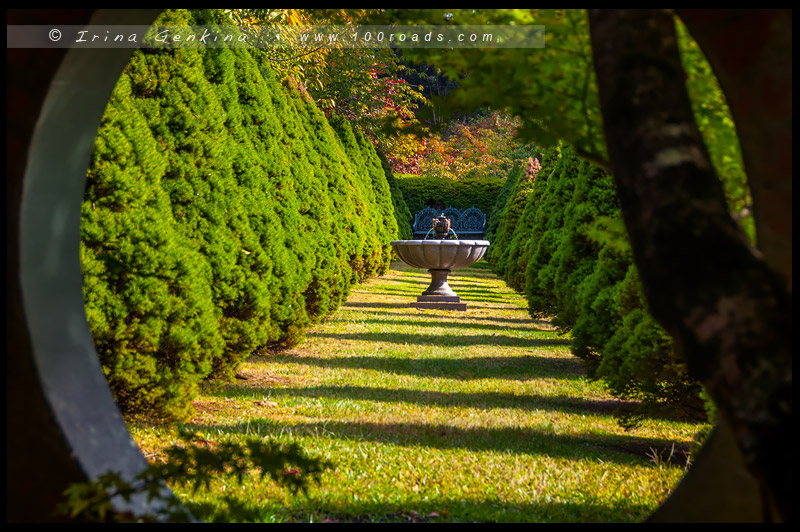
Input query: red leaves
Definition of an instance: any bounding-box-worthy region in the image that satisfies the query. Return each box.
[380,110,525,179]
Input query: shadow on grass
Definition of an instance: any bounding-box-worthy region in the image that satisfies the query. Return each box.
[354,318,556,333]
[387,275,504,290]
[383,276,436,286]
[222,384,629,417]
[449,289,518,301]
[459,315,553,326]
[194,418,689,468]
[289,498,654,524]
[186,495,655,523]
[342,301,414,310]
[325,312,431,322]
[446,287,507,294]
[362,290,424,299]
[331,312,550,327]
[340,300,530,313]
[325,310,424,320]
[463,297,527,305]
[380,298,522,307]
[356,289,512,304]
[473,305,530,311]
[448,274,499,281]
[306,331,570,349]
[391,263,498,280]
[262,353,584,380]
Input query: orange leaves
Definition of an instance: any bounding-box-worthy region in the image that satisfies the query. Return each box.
[380,110,528,179]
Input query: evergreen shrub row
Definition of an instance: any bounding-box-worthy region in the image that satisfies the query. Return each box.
[487,143,704,417]
[378,153,413,240]
[80,9,406,420]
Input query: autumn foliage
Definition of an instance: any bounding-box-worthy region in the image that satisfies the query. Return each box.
[379,110,536,180]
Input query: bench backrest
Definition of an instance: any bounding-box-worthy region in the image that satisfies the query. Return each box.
[412,206,486,239]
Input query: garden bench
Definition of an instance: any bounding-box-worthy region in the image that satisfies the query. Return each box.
[411,206,487,240]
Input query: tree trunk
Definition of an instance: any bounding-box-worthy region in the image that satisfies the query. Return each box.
[675,9,792,293]
[588,9,791,522]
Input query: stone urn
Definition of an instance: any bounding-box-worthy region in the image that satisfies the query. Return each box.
[390,239,490,310]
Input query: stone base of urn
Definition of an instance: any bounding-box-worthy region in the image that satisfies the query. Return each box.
[410,269,468,311]
[411,296,467,311]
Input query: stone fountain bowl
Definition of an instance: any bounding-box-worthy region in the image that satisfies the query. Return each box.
[391,240,490,270]
[391,240,490,310]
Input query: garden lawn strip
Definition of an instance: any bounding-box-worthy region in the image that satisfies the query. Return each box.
[129,260,706,523]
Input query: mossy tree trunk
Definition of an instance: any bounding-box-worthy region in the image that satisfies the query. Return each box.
[588,9,791,522]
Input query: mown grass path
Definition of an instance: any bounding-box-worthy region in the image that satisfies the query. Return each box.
[132,261,702,523]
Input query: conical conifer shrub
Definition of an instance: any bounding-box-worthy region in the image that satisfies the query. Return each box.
[81,9,403,420]
[487,140,704,415]
[81,70,224,420]
[377,151,413,240]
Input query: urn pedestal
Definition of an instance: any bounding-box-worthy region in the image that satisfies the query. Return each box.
[390,240,490,311]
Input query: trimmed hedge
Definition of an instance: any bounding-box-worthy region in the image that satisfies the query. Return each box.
[328,115,396,276]
[485,161,524,242]
[80,9,401,420]
[487,143,704,416]
[378,152,413,240]
[487,150,558,284]
[395,174,504,233]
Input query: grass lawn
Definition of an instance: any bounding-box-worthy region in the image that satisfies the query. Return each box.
[129,260,705,523]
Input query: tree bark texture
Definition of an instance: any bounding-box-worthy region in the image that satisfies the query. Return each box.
[676,10,792,294]
[588,9,791,522]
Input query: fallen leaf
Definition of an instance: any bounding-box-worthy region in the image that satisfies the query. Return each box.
[254,400,279,407]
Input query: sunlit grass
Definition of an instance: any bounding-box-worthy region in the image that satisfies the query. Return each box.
[128,260,705,522]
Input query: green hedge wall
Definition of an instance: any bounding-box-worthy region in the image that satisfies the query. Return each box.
[486,143,704,417]
[487,149,559,283]
[485,161,524,243]
[378,152,413,240]
[80,9,401,420]
[395,174,504,234]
